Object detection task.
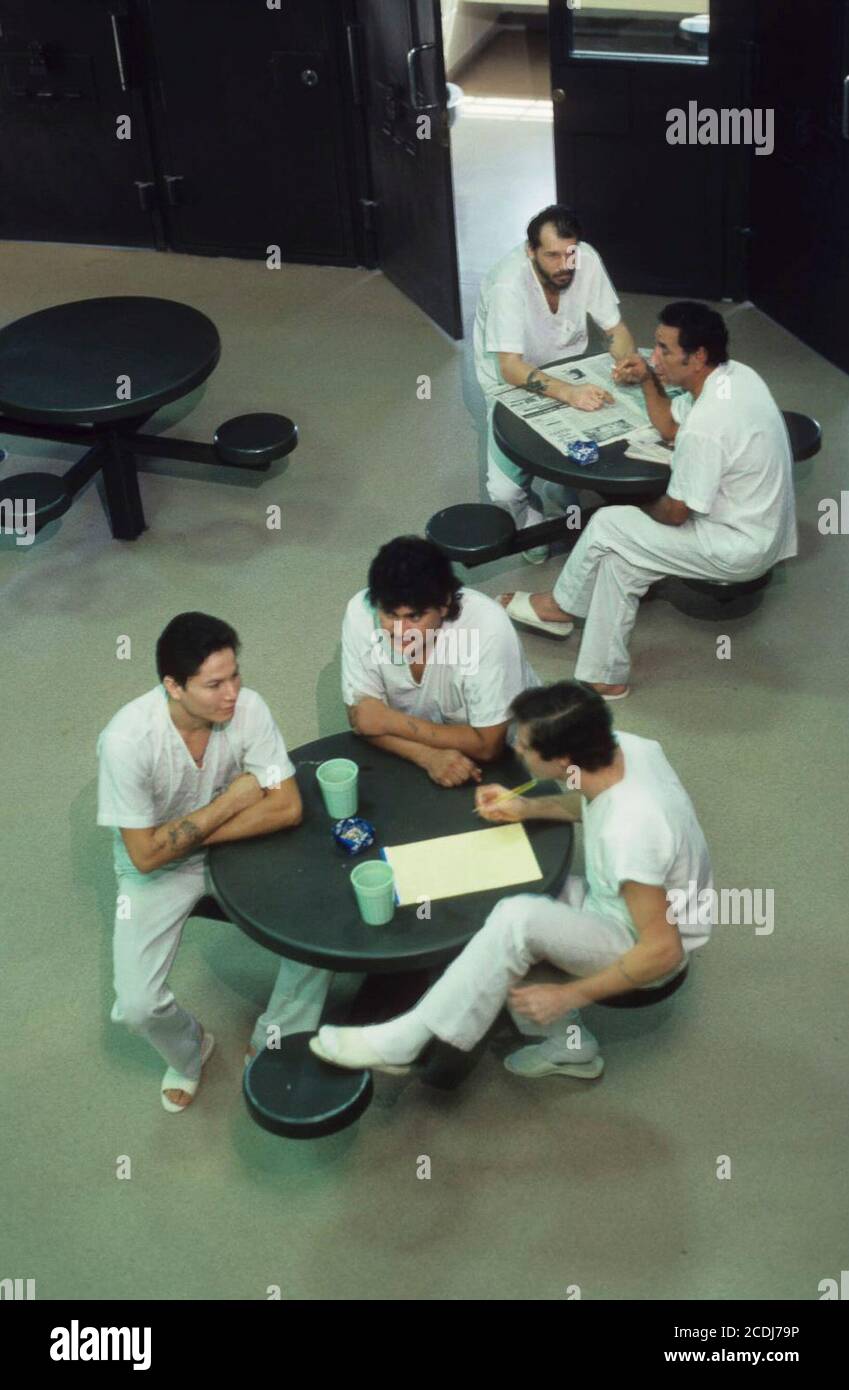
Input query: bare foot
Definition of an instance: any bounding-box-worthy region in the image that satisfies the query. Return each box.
[164,1029,205,1109]
[500,592,574,623]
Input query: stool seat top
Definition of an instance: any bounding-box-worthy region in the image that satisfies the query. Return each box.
[0,296,221,426]
[244,1032,373,1139]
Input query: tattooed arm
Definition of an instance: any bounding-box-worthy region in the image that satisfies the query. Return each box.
[498,353,614,410]
[119,773,263,874]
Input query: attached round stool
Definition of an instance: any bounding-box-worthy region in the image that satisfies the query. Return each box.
[243,1031,373,1139]
[0,471,73,533]
[426,503,517,565]
[213,413,298,469]
[782,411,822,463]
[598,961,689,1010]
[679,569,773,604]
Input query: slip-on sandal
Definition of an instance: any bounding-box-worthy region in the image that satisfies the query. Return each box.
[161,1031,215,1113]
[501,592,574,639]
[309,1026,411,1077]
[599,686,630,701]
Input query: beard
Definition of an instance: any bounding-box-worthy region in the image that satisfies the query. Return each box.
[534,259,575,294]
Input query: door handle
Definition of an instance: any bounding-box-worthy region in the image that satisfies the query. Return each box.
[552,88,566,104]
[406,42,439,111]
[163,175,184,206]
[843,75,849,140]
[109,11,128,92]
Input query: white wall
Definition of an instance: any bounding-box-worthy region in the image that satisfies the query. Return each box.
[441,0,499,79]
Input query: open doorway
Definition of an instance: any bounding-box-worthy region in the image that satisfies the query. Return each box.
[442,1,556,323]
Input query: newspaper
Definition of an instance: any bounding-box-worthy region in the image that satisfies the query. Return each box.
[494,351,650,452]
[624,423,675,465]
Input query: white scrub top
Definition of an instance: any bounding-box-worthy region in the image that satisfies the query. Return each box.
[581,732,714,950]
[97,685,295,877]
[341,587,540,730]
[473,240,622,403]
[668,360,797,570]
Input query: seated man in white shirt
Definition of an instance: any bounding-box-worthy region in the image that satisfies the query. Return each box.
[343,535,540,787]
[474,203,635,561]
[500,302,798,697]
[97,612,325,1112]
[310,680,713,1079]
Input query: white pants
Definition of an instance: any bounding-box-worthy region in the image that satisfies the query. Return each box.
[553,505,773,685]
[414,875,638,1052]
[110,860,331,1079]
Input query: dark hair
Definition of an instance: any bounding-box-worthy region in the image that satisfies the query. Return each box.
[156,612,240,687]
[527,204,582,249]
[367,536,462,621]
[510,681,616,771]
[659,301,729,366]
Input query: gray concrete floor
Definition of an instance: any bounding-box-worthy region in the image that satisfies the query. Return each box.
[1,114,847,1300]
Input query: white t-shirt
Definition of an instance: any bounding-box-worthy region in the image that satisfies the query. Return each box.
[581,732,714,951]
[473,241,622,404]
[97,686,295,878]
[341,587,540,731]
[668,361,797,571]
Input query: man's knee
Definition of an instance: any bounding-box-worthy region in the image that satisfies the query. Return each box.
[481,893,547,958]
[586,504,639,547]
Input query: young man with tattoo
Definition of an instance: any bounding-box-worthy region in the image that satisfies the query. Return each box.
[474,204,636,560]
[96,612,323,1112]
[342,536,540,787]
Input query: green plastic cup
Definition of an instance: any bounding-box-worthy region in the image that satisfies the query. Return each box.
[350,859,396,926]
[316,758,358,817]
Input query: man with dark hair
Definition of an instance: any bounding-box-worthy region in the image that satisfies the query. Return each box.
[342,536,539,787]
[501,302,797,696]
[474,203,635,560]
[311,680,713,1079]
[96,612,319,1112]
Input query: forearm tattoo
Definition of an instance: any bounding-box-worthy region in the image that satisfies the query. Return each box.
[525,368,549,396]
[166,817,204,851]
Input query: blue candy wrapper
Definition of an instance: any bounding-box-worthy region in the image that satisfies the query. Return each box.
[333,816,376,856]
[566,440,600,466]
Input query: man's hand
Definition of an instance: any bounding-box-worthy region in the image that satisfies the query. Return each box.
[222,772,264,815]
[347,696,391,737]
[474,783,530,823]
[567,384,614,411]
[611,353,651,386]
[508,981,584,1027]
[422,748,482,787]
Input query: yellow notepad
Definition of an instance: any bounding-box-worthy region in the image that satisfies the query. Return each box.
[381,823,543,906]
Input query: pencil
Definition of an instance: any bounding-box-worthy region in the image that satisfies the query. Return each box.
[474,778,538,815]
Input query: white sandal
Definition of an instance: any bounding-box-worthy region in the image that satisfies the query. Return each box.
[501,592,574,639]
[161,1031,215,1113]
[309,1026,411,1077]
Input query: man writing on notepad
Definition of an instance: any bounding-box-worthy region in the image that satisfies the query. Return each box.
[310,681,713,1081]
[342,536,540,787]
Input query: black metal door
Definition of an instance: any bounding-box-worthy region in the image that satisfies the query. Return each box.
[0,0,160,247]
[549,0,754,301]
[750,0,849,374]
[141,0,359,264]
[353,0,462,338]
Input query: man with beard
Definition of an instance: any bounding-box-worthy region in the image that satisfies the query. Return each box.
[474,204,635,560]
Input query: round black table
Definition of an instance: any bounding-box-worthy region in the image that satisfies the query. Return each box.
[0,296,220,425]
[0,296,221,539]
[493,351,671,502]
[208,731,572,975]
